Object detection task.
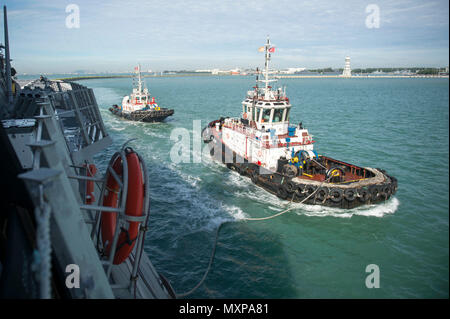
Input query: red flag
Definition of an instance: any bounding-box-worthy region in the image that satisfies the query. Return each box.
[269,47,275,53]
[134,66,138,71]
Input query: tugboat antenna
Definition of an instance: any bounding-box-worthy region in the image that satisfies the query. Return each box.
[3,5,13,109]
[137,63,142,94]
[254,67,259,99]
[257,36,276,100]
[264,37,270,97]
[255,67,259,84]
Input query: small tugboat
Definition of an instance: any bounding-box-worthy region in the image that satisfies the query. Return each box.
[109,64,174,122]
[202,38,397,209]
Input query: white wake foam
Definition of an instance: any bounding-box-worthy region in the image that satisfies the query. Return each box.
[295,197,400,218]
[233,178,400,219]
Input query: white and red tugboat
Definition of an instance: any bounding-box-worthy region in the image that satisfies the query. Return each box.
[202,38,397,209]
[110,64,174,122]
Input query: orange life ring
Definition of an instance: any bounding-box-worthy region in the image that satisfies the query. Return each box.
[243,113,248,119]
[85,164,97,204]
[101,151,144,265]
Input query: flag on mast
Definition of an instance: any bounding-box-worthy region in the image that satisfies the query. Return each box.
[268,47,275,53]
[258,46,264,52]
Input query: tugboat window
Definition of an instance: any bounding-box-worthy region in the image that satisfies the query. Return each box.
[285,108,291,121]
[262,109,271,122]
[273,108,283,122]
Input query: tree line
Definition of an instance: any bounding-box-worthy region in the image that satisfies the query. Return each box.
[308,67,446,74]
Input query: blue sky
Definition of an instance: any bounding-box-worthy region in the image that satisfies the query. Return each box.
[2,0,449,73]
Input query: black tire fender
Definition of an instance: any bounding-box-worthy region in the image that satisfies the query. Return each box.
[390,176,398,193]
[304,185,317,200]
[277,186,288,199]
[315,187,329,202]
[381,184,391,198]
[282,180,296,193]
[344,188,357,201]
[329,188,344,203]
[251,170,259,184]
[369,185,379,200]
[358,187,370,202]
[295,184,306,198]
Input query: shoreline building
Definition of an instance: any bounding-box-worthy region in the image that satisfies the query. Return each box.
[342,56,352,77]
[279,67,306,74]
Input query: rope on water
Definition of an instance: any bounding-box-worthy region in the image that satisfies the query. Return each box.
[175,176,330,298]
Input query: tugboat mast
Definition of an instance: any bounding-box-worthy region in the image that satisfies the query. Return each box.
[136,64,143,94]
[258,36,276,100]
[264,37,270,95]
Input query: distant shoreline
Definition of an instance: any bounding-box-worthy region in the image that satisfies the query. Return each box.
[55,73,224,81]
[276,75,449,79]
[51,73,449,82]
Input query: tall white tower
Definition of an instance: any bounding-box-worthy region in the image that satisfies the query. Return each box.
[342,56,351,77]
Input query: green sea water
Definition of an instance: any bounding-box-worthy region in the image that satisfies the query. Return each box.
[79,76,448,298]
